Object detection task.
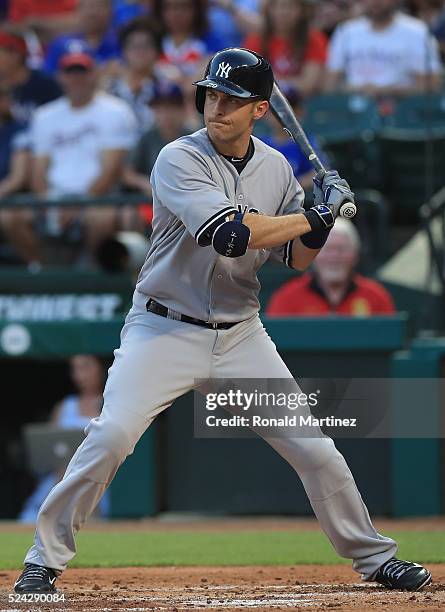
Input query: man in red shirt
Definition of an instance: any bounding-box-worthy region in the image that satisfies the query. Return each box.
[266,218,395,316]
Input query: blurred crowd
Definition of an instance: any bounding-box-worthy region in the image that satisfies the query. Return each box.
[0,0,443,271]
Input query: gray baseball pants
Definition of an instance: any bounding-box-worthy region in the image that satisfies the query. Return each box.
[25,292,397,578]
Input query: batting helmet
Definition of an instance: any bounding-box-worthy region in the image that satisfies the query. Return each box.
[193,47,274,114]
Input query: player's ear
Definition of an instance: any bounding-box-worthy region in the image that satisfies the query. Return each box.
[253,100,269,121]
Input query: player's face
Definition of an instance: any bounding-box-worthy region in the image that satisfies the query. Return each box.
[204,89,268,150]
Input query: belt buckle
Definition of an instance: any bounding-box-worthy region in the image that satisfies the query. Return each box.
[212,322,218,330]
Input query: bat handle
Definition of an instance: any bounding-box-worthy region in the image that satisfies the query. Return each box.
[339,201,357,219]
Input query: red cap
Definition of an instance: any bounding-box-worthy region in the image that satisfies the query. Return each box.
[59,53,95,70]
[0,30,27,56]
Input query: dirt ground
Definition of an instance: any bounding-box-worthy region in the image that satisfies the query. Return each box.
[1,565,444,612]
[1,518,444,611]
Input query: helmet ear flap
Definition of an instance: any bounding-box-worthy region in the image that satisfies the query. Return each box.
[195,86,206,114]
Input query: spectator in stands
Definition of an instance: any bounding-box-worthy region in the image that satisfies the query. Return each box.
[260,84,327,190]
[122,81,188,228]
[105,17,162,135]
[243,0,328,96]
[0,27,61,122]
[19,354,109,523]
[44,0,120,76]
[207,0,262,48]
[326,0,443,96]
[112,0,151,29]
[313,0,366,38]
[153,0,222,85]
[266,218,395,316]
[7,0,78,46]
[0,41,137,266]
[153,0,226,121]
[0,84,30,198]
[406,0,445,58]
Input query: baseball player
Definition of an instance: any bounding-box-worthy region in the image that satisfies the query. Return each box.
[14,48,431,593]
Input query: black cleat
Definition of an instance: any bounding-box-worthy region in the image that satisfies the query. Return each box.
[374,557,432,591]
[14,564,58,593]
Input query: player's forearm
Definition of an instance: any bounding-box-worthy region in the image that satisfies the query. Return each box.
[243,212,312,249]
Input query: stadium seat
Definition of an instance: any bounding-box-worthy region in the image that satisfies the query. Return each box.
[379,127,445,220]
[302,94,382,189]
[385,94,445,130]
[353,189,390,272]
[303,94,381,143]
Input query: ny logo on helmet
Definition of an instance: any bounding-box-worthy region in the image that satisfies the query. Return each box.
[215,62,231,79]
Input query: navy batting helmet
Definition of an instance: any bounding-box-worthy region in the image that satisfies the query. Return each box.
[193,47,274,114]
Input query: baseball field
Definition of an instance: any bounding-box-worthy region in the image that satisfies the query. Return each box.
[0,517,444,611]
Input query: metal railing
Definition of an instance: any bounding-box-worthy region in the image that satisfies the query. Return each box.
[420,187,445,296]
[0,192,148,209]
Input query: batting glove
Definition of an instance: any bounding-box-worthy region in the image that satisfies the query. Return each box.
[313,170,355,219]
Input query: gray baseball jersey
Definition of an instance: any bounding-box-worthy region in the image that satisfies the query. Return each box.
[135,128,305,322]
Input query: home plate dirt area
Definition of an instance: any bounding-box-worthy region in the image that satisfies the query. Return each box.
[1,566,444,612]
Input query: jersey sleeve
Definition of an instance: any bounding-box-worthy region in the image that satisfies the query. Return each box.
[268,163,305,268]
[151,143,238,246]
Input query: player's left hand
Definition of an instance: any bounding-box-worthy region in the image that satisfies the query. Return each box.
[313,170,355,219]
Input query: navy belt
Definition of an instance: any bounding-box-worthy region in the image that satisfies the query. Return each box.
[146,299,241,330]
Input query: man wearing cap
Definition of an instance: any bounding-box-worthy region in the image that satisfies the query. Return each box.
[0,27,61,123]
[0,40,137,266]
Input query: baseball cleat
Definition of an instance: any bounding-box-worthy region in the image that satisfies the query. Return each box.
[14,563,58,593]
[374,557,432,591]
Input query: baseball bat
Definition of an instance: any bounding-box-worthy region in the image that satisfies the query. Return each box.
[269,82,357,219]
